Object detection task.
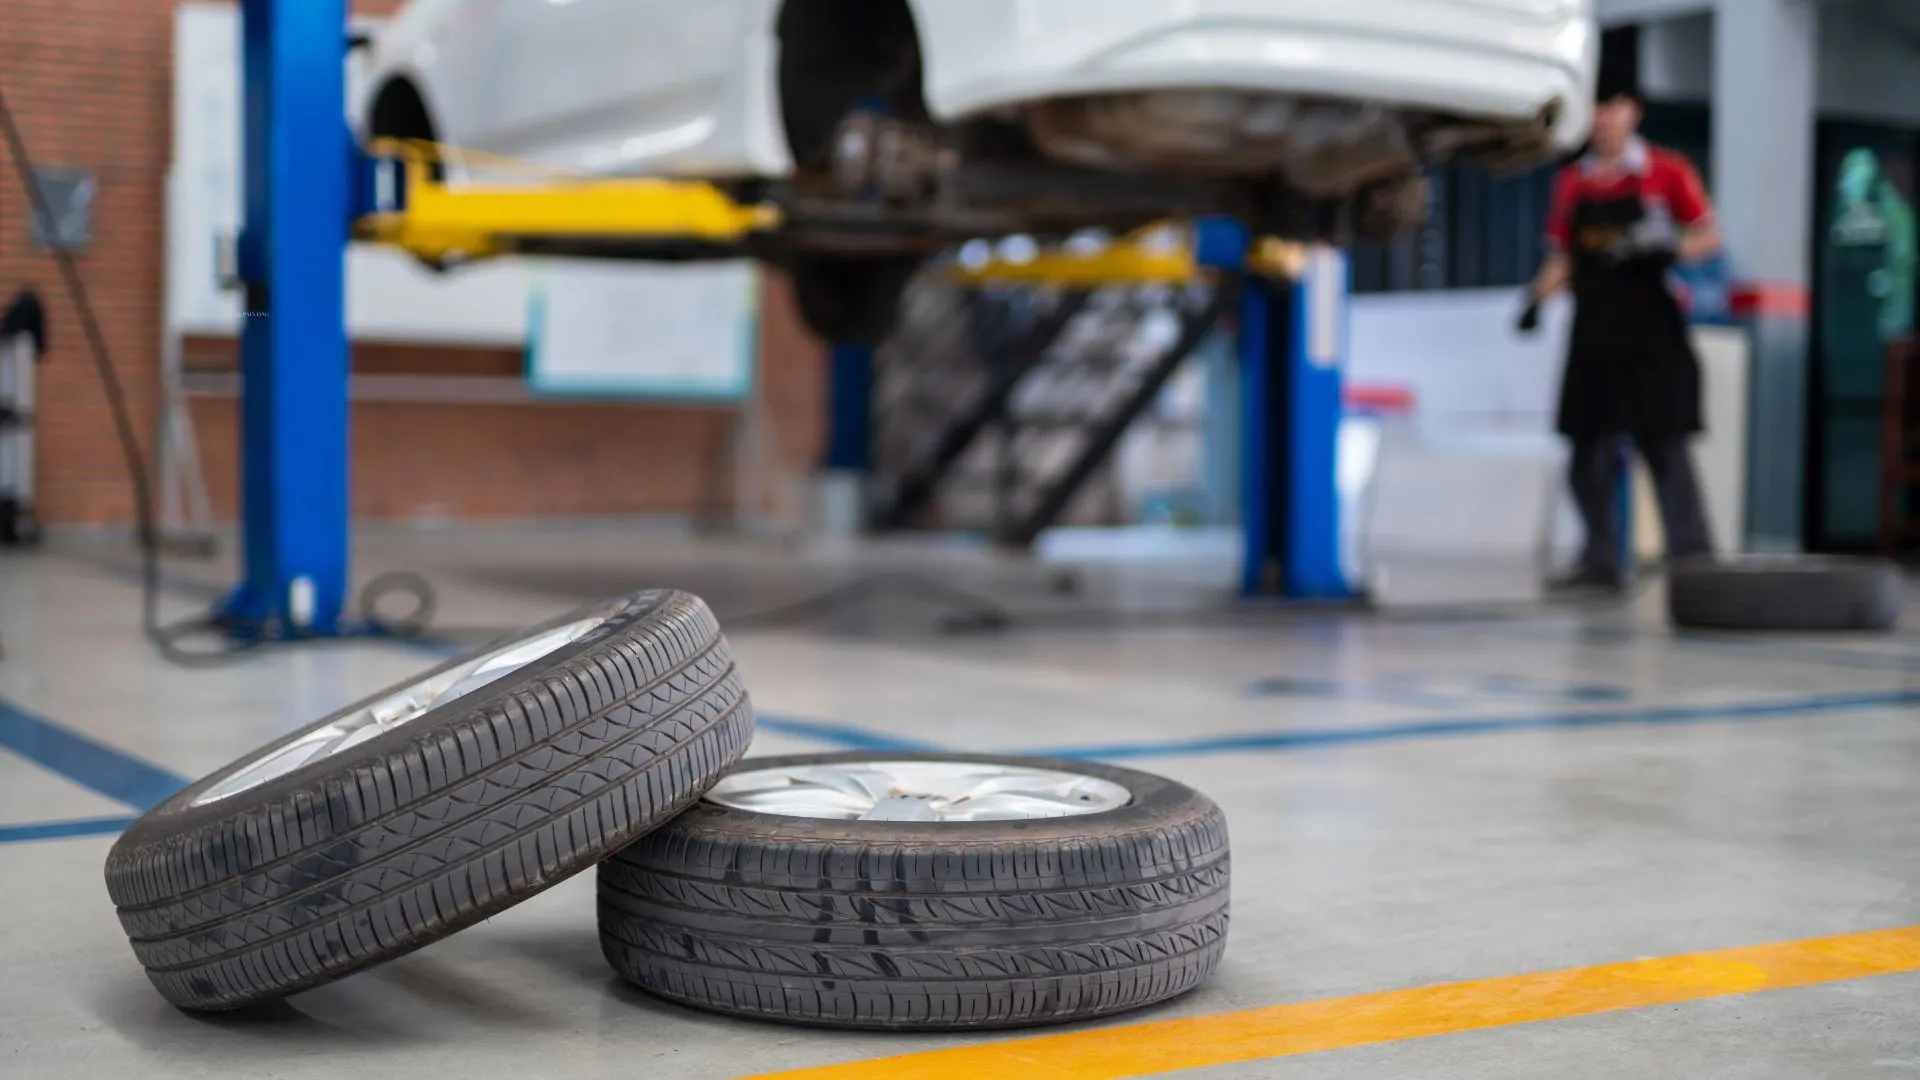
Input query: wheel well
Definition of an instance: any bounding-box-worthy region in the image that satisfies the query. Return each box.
[775,0,927,168]
[367,77,447,181]
[369,77,437,143]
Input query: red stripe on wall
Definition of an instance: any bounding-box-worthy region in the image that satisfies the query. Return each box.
[1731,283,1810,319]
[1345,385,1415,415]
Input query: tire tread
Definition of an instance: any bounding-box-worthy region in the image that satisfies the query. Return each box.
[597,758,1229,1031]
[1668,558,1904,631]
[105,591,754,1011]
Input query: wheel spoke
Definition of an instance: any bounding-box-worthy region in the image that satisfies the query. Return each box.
[718,784,874,818]
[948,790,1092,821]
[790,766,898,804]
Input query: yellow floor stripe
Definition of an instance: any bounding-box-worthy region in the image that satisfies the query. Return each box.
[742,925,1920,1080]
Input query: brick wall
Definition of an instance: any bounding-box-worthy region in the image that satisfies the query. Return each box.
[0,0,825,528]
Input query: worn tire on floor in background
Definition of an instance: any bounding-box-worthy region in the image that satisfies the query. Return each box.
[598,751,1230,1031]
[104,589,754,1011]
[1667,556,1904,632]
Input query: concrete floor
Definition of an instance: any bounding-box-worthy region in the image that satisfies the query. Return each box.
[3,526,1919,1078]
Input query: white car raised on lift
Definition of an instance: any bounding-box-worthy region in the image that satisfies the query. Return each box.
[354,0,1598,343]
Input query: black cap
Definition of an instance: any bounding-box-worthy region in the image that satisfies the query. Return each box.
[1596,26,1642,103]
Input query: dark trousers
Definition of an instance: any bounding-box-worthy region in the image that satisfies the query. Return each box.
[1568,435,1715,575]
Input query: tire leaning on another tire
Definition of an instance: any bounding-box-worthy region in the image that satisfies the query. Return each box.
[104,590,755,1011]
[1667,556,1905,631]
[598,751,1231,1031]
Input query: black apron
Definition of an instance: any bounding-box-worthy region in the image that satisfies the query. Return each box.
[1555,182,1703,440]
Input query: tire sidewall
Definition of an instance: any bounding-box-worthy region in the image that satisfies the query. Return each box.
[111,590,678,854]
[1669,558,1903,631]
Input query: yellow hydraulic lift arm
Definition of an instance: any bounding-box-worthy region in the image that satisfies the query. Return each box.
[352,139,781,263]
[350,138,1309,282]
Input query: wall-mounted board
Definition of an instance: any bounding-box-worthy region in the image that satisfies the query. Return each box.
[526,259,757,399]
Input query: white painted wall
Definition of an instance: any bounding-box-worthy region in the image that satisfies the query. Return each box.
[1816,6,1920,126]
[1639,5,1920,127]
[1639,13,1713,101]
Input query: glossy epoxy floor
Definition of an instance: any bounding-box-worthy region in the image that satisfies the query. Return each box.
[3,528,1919,1078]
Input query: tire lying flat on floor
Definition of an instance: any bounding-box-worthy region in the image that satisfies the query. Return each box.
[1667,556,1904,631]
[599,751,1231,1031]
[105,590,754,1011]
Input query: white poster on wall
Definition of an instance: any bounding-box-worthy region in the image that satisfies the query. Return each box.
[1346,287,1571,432]
[525,260,759,401]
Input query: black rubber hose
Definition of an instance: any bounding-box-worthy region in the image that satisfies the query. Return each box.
[0,80,439,666]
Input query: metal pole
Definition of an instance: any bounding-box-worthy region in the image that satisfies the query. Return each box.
[221,0,351,634]
[1209,216,1350,600]
[14,331,32,531]
[1282,246,1350,599]
[824,344,874,473]
[0,332,26,541]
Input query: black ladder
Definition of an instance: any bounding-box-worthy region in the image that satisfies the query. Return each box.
[874,281,1228,546]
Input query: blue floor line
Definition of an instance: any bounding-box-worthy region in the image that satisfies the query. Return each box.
[11,687,1902,841]
[0,700,191,812]
[381,625,926,750]
[1030,688,1920,761]
[0,815,141,845]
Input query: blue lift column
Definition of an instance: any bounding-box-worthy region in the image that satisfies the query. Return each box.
[824,344,875,475]
[813,343,874,536]
[1196,219,1350,600]
[222,0,352,635]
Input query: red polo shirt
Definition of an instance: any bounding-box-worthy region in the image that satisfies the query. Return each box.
[1544,138,1714,250]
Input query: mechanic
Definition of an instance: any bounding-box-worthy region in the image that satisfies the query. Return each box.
[1517,74,1722,592]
